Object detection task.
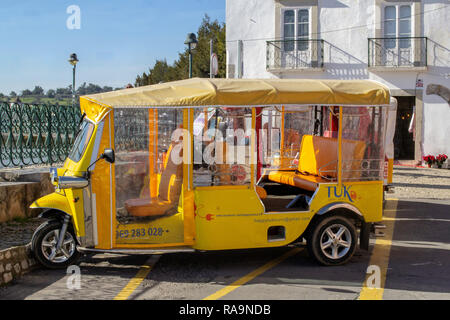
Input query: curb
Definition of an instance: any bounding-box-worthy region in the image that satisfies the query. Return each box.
[0,243,38,286]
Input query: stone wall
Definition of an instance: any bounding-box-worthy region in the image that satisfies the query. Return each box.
[0,168,54,286]
[0,169,54,223]
[0,244,37,286]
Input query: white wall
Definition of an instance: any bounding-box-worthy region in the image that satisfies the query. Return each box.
[226,0,450,157]
[421,0,450,156]
[226,0,276,78]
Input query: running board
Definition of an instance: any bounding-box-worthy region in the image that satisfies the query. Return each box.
[77,246,195,255]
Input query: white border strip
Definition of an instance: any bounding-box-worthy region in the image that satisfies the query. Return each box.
[89,120,105,171]
[109,113,113,249]
[92,193,98,246]
[104,103,392,110]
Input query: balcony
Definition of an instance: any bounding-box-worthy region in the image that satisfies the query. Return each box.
[368,37,428,70]
[266,39,324,72]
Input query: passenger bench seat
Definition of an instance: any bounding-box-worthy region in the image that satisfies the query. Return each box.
[267,135,366,192]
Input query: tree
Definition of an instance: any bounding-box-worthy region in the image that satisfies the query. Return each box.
[32,86,44,96]
[86,83,102,94]
[46,89,56,98]
[56,86,72,96]
[135,15,226,86]
[9,91,17,97]
[21,89,32,96]
[192,15,226,79]
[76,82,88,95]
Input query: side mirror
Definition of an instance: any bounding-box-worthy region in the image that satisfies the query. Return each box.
[101,148,115,164]
[85,148,115,179]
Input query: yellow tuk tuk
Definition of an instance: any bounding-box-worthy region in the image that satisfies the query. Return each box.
[30,78,393,268]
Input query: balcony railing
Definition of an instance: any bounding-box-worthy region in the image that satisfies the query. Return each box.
[368,37,427,69]
[267,39,324,71]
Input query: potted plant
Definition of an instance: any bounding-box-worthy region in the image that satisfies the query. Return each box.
[423,155,436,168]
[436,154,448,169]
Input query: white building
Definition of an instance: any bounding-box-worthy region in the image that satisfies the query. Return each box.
[226,0,449,162]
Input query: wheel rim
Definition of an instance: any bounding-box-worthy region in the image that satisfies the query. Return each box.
[320,224,352,260]
[41,229,76,263]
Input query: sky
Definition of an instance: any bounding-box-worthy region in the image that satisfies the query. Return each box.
[0,0,225,95]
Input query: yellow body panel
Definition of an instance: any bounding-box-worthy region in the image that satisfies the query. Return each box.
[192,180,383,251]
[63,189,85,237]
[90,112,114,249]
[388,158,394,184]
[29,190,84,237]
[310,181,383,223]
[115,212,184,245]
[193,187,266,250]
[30,191,72,216]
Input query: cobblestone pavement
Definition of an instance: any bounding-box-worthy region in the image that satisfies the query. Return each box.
[0,217,45,251]
[392,166,450,200]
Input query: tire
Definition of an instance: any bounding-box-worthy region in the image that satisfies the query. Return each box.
[31,220,80,269]
[307,215,357,266]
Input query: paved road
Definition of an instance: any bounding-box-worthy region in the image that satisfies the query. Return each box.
[1,198,449,300]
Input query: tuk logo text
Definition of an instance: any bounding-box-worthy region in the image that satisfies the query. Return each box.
[327,186,357,203]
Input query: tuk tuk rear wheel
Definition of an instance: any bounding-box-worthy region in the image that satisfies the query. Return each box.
[307,215,357,266]
[31,220,80,269]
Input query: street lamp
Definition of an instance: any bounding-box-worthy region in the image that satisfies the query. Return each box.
[68,53,79,106]
[184,33,198,78]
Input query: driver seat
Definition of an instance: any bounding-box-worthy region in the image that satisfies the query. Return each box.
[124,143,183,217]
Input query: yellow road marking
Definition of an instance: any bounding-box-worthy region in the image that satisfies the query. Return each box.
[114,255,160,300]
[358,198,398,300]
[203,247,302,300]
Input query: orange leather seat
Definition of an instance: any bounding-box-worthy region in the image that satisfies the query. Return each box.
[267,135,366,191]
[125,143,183,217]
[124,198,177,217]
[268,171,327,192]
[255,185,268,199]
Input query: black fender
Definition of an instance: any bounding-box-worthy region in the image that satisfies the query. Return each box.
[38,209,71,222]
[35,209,80,246]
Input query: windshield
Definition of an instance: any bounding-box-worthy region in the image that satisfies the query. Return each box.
[68,120,95,162]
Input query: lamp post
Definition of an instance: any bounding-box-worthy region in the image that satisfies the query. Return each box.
[68,53,79,106]
[184,33,198,78]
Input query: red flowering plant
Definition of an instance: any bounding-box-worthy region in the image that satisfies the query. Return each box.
[423,155,436,167]
[436,154,448,168]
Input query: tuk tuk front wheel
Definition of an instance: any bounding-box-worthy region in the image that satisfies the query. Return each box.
[31,220,80,269]
[307,215,357,266]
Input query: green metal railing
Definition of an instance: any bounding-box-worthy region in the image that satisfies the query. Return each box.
[267,39,324,70]
[0,102,82,168]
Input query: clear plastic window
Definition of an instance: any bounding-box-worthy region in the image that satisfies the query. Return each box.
[341,106,387,181]
[114,108,184,228]
[260,106,314,170]
[193,107,253,187]
[68,119,94,162]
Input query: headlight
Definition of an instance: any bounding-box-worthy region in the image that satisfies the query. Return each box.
[50,167,58,184]
[57,176,89,189]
